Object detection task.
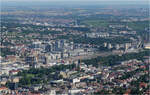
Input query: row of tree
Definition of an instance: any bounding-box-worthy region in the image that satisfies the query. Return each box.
[17,64,76,86]
[83,50,150,67]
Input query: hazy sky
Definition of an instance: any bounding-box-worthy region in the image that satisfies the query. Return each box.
[3,0,149,1]
[2,0,149,6]
[2,0,149,3]
[1,0,149,9]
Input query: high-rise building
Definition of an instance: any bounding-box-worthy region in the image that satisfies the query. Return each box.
[108,43,112,49]
[60,39,65,49]
[104,43,107,47]
[45,44,52,52]
[115,44,120,50]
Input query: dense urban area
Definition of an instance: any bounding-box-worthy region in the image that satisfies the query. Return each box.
[0,1,150,95]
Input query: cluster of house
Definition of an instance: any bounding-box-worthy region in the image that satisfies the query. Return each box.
[0,56,149,95]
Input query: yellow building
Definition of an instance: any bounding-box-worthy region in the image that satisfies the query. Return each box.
[11,77,20,83]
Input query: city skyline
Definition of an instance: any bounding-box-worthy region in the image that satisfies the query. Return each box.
[0,0,149,94]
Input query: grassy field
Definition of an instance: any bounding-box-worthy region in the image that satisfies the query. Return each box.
[82,20,109,27]
[26,74,35,78]
[82,19,149,29]
[126,21,149,31]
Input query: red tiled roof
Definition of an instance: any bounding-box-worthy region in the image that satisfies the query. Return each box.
[9,70,20,73]
[124,89,131,95]
[0,87,8,90]
[140,82,147,88]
